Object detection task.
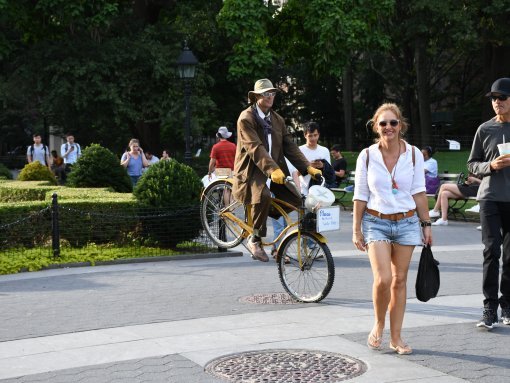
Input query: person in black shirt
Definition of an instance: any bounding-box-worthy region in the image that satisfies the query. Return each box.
[330,144,347,188]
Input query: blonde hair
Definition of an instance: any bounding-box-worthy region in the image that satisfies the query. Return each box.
[128,138,140,149]
[369,103,408,142]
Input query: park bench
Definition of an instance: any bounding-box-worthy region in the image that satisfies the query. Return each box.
[330,171,356,209]
[427,172,477,221]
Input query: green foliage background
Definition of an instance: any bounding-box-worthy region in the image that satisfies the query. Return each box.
[0,0,509,159]
[67,143,132,192]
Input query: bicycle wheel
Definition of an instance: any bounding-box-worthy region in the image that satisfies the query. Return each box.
[277,232,335,303]
[200,180,246,248]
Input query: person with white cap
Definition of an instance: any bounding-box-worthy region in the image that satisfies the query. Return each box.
[208,126,236,179]
[468,77,510,329]
[232,78,322,262]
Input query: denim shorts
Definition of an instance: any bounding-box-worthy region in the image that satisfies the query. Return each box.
[361,211,422,246]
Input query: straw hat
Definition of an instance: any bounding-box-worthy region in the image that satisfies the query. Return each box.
[247,79,278,103]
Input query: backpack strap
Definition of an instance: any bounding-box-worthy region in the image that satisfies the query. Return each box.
[365,148,369,169]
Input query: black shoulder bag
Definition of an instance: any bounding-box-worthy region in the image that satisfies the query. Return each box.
[415,244,440,302]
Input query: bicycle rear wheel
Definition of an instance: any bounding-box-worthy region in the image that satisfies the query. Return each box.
[200,180,246,248]
[277,232,335,302]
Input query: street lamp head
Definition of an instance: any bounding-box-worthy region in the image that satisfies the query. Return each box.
[176,41,199,79]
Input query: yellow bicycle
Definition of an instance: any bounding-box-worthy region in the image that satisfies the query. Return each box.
[200,177,336,302]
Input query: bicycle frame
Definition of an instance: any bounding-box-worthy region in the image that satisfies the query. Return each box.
[217,182,328,268]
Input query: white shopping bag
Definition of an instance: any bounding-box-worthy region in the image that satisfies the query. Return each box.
[201,173,217,188]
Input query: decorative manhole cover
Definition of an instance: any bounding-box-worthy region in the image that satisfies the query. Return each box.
[239,293,300,305]
[205,349,367,382]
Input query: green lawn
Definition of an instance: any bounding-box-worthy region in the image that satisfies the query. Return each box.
[342,150,471,174]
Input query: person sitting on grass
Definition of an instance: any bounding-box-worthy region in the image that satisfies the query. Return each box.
[429,173,482,226]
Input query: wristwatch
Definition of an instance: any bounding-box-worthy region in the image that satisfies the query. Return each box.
[420,221,432,227]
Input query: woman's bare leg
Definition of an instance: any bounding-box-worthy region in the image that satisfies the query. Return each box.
[367,241,393,342]
[388,243,414,348]
[439,184,464,220]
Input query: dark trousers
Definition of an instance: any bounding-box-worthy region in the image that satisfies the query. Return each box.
[479,200,510,310]
[252,182,302,238]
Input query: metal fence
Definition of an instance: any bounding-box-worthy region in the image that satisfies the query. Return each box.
[0,194,222,267]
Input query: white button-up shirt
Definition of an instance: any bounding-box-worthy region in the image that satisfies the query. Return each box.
[353,142,426,214]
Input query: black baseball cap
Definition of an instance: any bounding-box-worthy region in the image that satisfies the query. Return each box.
[486,77,510,97]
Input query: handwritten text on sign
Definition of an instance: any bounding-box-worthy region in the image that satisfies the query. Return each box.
[317,206,340,232]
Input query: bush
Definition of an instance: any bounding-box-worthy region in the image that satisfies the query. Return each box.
[18,162,57,185]
[134,160,203,247]
[66,144,132,192]
[0,164,13,180]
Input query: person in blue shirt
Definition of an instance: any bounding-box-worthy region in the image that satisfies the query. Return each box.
[120,138,149,186]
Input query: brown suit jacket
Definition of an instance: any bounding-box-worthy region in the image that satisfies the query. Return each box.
[233,105,309,204]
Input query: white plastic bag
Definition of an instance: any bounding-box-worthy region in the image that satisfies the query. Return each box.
[305,185,335,211]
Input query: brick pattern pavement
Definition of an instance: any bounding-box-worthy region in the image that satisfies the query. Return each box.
[0,354,223,383]
[343,323,510,383]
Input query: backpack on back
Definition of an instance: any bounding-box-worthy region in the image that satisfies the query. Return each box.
[30,144,48,161]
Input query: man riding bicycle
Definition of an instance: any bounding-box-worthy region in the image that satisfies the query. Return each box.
[232,78,322,262]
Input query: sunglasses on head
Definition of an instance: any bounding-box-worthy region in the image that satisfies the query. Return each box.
[378,119,399,127]
[491,95,508,102]
[261,91,276,98]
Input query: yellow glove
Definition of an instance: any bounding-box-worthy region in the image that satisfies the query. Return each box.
[270,168,286,184]
[307,166,322,181]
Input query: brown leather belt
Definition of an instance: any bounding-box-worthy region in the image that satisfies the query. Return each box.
[366,208,415,221]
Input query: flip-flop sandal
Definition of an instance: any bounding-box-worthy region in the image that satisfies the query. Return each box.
[367,332,382,350]
[389,342,412,355]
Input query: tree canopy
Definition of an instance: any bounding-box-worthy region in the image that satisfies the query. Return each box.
[1,0,509,158]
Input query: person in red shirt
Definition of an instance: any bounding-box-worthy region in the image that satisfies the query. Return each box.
[208,126,236,179]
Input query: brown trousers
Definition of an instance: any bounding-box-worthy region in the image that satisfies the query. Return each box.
[252,182,302,238]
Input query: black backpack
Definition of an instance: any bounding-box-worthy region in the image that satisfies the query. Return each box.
[30,144,48,159]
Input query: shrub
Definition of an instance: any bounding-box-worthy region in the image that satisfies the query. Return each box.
[0,163,13,180]
[66,144,132,192]
[134,160,203,247]
[18,162,57,185]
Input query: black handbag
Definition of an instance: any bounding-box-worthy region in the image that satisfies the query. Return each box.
[415,244,440,302]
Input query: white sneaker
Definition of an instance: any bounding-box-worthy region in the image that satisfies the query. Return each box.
[432,218,448,226]
[466,204,480,213]
[429,209,440,218]
[476,226,482,231]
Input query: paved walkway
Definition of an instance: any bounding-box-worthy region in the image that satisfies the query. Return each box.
[0,213,508,382]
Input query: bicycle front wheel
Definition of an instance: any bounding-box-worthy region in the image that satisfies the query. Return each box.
[200,180,246,248]
[277,232,335,303]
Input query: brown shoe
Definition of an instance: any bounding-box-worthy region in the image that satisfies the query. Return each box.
[248,238,269,262]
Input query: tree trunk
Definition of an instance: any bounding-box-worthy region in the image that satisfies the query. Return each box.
[133,121,162,155]
[482,43,510,121]
[415,37,432,148]
[342,63,353,151]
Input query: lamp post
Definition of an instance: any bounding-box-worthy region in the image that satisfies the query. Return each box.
[176,41,199,165]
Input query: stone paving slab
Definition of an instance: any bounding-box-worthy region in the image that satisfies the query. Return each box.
[0,354,224,383]
[343,322,510,383]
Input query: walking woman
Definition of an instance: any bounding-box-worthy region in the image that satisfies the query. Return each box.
[120,138,149,186]
[352,103,432,355]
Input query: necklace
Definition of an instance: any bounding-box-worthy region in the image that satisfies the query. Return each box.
[382,141,401,195]
[391,162,399,194]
